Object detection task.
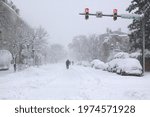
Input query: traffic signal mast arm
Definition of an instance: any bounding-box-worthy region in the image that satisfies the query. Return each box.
[79,13,97,16]
[79,13,121,17]
[103,14,121,17]
[79,12,143,20]
[120,14,143,20]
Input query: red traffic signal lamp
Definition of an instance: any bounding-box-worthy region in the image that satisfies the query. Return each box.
[113,9,118,21]
[85,8,89,20]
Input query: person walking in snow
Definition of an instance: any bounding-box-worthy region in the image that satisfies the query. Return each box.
[66,59,70,69]
[14,63,16,72]
[13,55,17,72]
[71,61,74,65]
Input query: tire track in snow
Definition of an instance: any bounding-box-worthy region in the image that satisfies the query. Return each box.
[70,66,103,99]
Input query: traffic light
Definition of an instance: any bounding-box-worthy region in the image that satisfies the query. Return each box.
[113,9,118,21]
[85,8,89,20]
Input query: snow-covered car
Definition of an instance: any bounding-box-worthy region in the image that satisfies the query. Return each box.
[0,50,12,70]
[114,52,129,59]
[116,58,142,76]
[107,58,122,72]
[91,59,107,70]
[81,61,91,67]
[76,61,82,65]
[129,52,141,58]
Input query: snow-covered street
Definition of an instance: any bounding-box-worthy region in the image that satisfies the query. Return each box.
[0,63,150,100]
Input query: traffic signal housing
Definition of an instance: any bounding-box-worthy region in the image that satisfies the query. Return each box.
[85,8,89,20]
[113,9,118,21]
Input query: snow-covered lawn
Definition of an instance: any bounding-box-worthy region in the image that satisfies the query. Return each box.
[0,63,150,100]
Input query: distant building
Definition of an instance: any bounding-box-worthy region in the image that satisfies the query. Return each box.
[99,28,130,62]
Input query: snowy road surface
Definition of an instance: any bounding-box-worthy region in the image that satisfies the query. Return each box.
[0,63,150,100]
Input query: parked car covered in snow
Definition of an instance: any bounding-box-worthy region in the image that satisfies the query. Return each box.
[91,59,108,70]
[81,61,91,67]
[107,52,130,72]
[0,50,12,70]
[114,52,129,59]
[107,58,122,72]
[129,52,141,59]
[77,61,91,67]
[116,58,142,76]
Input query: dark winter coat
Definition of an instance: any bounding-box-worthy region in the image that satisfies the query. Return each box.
[66,60,70,66]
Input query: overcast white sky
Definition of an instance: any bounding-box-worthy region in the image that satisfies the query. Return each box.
[12,0,132,46]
